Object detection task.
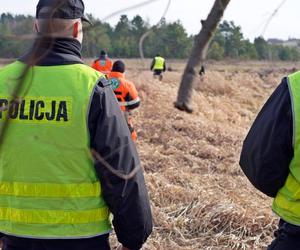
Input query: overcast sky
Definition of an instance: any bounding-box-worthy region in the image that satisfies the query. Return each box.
[1,0,299,41]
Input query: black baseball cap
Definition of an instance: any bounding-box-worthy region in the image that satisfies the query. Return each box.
[36,0,92,25]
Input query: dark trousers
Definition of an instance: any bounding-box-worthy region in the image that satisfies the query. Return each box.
[153,70,163,81]
[153,69,163,76]
[268,220,300,250]
[2,234,110,250]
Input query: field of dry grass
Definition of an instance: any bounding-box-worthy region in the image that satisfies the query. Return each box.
[116,59,300,250]
[1,59,300,249]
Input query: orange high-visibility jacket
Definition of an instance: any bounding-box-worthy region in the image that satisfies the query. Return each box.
[91,58,113,74]
[108,71,140,141]
[108,71,140,112]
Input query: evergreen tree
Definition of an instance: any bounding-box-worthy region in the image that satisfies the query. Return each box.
[0,13,299,61]
[254,37,270,60]
[208,41,224,60]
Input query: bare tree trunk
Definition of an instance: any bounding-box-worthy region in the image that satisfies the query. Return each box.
[174,0,231,113]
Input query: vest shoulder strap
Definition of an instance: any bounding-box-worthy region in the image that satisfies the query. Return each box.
[97,76,111,88]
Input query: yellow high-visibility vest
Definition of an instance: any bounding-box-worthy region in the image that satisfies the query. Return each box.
[153,56,165,70]
[273,71,300,226]
[0,61,111,238]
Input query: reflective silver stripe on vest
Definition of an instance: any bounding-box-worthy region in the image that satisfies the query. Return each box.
[119,97,140,107]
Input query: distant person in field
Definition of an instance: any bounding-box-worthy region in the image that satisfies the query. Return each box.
[150,54,166,81]
[108,60,141,142]
[91,50,113,74]
[240,70,300,249]
[199,64,205,81]
[199,65,205,77]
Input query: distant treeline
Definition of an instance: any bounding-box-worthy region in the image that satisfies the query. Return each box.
[0,13,299,61]
[208,21,300,61]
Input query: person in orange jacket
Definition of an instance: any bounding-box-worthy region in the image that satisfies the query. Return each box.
[91,50,113,74]
[108,60,141,141]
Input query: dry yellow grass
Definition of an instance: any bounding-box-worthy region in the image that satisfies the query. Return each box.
[119,60,300,250]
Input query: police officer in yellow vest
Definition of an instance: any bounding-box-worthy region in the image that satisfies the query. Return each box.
[240,71,300,249]
[0,1,152,250]
[150,54,166,81]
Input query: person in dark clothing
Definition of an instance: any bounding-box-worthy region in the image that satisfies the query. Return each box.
[239,74,300,249]
[150,54,166,81]
[199,65,205,76]
[0,1,152,250]
[199,65,205,82]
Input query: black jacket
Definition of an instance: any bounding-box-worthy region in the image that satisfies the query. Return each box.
[240,77,293,197]
[17,37,153,250]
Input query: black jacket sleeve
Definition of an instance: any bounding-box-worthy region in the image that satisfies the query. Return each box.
[88,83,152,250]
[150,59,155,71]
[239,78,293,197]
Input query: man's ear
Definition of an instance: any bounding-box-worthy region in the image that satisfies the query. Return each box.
[73,22,79,38]
[34,21,39,33]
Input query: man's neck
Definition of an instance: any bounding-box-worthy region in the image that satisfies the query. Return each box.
[19,37,83,66]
